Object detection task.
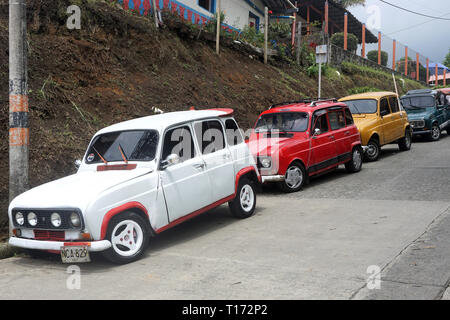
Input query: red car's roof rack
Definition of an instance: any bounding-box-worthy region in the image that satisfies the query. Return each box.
[268,98,337,110]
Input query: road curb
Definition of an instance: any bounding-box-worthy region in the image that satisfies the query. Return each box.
[0,241,20,260]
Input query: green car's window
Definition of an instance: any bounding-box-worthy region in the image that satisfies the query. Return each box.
[344,99,377,114]
[401,96,435,109]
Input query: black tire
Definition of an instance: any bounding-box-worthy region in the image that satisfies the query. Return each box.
[398,128,412,151]
[278,162,306,193]
[229,178,256,219]
[364,138,381,162]
[429,123,441,141]
[102,211,149,264]
[447,128,450,136]
[345,147,363,173]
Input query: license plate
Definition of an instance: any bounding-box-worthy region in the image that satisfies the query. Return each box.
[60,246,90,263]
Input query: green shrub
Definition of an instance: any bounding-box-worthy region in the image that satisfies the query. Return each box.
[348,86,381,95]
[331,32,358,52]
[367,50,388,67]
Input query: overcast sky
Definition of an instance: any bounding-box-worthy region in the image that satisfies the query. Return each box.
[348,0,450,64]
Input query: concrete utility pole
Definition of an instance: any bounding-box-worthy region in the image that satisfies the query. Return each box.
[9,0,29,202]
[216,0,221,55]
[152,0,159,28]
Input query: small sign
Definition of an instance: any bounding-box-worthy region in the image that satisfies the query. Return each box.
[316,45,328,64]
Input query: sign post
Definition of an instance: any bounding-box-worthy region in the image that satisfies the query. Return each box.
[316,45,328,99]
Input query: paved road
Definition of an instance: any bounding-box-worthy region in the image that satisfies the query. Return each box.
[0,135,450,299]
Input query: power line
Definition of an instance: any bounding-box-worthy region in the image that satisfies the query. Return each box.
[378,0,450,20]
[386,11,450,35]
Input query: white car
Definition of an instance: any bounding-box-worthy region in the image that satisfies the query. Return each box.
[8,109,260,264]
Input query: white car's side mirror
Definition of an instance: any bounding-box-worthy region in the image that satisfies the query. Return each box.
[161,154,180,169]
[75,159,82,170]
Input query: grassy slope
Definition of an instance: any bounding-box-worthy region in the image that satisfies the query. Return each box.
[0,0,424,227]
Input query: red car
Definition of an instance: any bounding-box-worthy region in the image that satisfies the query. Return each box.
[248,99,363,192]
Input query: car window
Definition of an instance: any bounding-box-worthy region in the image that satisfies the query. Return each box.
[380,98,391,116]
[194,120,226,155]
[312,112,329,133]
[86,130,159,164]
[328,110,346,130]
[389,97,400,113]
[344,99,378,114]
[225,119,244,146]
[344,108,354,126]
[255,112,309,132]
[162,126,195,162]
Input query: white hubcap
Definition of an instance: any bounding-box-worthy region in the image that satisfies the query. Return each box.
[353,150,362,169]
[111,220,143,257]
[240,185,255,212]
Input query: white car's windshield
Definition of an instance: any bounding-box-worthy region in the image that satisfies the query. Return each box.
[85,130,159,164]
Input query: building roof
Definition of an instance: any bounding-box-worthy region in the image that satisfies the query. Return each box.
[264,0,377,43]
[96,109,233,135]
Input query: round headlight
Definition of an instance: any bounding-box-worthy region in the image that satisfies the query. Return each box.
[70,212,81,227]
[261,157,271,168]
[51,213,62,227]
[28,212,38,226]
[16,212,24,226]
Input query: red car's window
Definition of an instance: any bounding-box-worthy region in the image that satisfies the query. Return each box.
[328,110,346,130]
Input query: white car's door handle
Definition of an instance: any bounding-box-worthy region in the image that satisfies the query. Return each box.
[223,153,231,160]
[193,163,205,170]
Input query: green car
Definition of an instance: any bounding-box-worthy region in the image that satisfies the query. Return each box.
[400,89,450,141]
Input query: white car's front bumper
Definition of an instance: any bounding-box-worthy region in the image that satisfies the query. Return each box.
[9,237,112,252]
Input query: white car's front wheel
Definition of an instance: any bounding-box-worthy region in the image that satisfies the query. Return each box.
[102,212,149,264]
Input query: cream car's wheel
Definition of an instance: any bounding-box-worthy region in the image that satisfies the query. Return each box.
[102,212,149,264]
[229,178,256,219]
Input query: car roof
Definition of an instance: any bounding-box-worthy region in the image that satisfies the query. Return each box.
[401,89,437,98]
[261,100,347,115]
[339,91,397,101]
[95,109,233,135]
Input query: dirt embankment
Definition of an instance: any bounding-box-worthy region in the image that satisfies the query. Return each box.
[0,0,423,228]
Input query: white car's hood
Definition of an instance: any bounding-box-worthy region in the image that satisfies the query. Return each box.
[10,168,153,211]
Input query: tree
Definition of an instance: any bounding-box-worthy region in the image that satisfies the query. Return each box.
[444,49,450,68]
[367,50,388,67]
[335,0,366,8]
[331,32,358,52]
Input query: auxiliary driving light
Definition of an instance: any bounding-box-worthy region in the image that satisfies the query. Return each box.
[51,212,62,227]
[16,212,24,226]
[70,212,81,227]
[27,212,38,227]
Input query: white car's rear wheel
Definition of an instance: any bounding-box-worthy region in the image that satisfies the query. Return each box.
[229,178,256,219]
[102,212,149,264]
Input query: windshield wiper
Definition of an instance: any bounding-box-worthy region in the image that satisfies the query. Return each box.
[118,144,128,164]
[352,105,362,114]
[405,105,423,110]
[92,146,108,164]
